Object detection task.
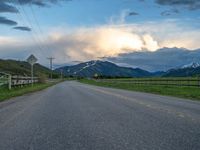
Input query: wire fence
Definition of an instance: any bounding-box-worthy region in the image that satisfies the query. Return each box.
[97,78,200,87]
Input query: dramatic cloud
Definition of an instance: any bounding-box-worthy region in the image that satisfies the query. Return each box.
[156,0,200,10]
[13,26,32,31]
[0,2,19,13]
[0,16,17,25]
[0,19,200,66]
[107,47,200,71]
[47,26,159,61]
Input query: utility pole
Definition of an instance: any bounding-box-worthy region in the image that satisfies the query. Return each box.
[47,57,55,79]
[60,69,63,80]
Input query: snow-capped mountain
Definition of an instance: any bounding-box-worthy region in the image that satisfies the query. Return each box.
[182,62,200,69]
[55,60,152,77]
[163,62,200,77]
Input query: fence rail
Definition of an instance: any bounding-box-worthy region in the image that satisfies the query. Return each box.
[0,72,39,89]
[11,76,38,86]
[97,78,200,87]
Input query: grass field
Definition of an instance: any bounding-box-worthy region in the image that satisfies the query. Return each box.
[97,77,200,87]
[80,79,200,101]
[0,82,57,102]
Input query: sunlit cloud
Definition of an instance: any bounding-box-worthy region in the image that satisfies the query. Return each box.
[0,19,200,64]
[47,25,159,61]
[0,36,18,45]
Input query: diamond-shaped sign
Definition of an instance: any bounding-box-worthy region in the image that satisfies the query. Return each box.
[27,54,38,65]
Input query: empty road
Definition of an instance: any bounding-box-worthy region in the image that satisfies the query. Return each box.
[0,81,200,150]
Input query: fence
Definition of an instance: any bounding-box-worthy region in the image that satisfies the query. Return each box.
[11,76,39,86]
[0,72,11,89]
[0,72,39,89]
[97,78,200,87]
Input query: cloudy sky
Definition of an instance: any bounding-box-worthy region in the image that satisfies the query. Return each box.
[0,0,200,71]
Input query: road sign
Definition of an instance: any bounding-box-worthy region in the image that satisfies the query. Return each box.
[27,54,38,87]
[27,54,38,65]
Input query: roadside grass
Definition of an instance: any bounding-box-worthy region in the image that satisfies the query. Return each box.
[0,82,58,102]
[79,79,200,101]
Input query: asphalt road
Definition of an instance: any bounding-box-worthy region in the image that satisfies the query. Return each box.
[0,81,200,150]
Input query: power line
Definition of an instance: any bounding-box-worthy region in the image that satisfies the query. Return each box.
[29,5,43,35]
[11,1,57,69]
[11,1,45,54]
[29,4,53,51]
[28,4,59,72]
[8,0,44,54]
[17,0,48,54]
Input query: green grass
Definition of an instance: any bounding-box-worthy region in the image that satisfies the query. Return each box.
[98,77,200,86]
[0,82,58,102]
[80,79,200,101]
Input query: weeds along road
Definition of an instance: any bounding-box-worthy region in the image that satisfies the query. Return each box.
[0,81,200,150]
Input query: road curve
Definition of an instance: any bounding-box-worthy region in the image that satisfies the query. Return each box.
[0,81,200,150]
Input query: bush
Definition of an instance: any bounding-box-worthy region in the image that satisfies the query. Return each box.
[38,74,47,83]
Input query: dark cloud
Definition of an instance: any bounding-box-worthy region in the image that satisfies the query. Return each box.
[2,0,70,7]
[0,0,69,28]
[0,2,19,13]
[0,1,68,15]
[128,11,139,16]
[13,26,31,31]
[16,0,48,7]
[0,16,17,26]
[161,9,179,16]
[156,0,200,10]
[107,47,200,71]
[32,1,47,7]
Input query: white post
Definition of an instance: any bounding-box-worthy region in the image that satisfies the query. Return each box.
[31,64,33,87]
[8,75,11,90]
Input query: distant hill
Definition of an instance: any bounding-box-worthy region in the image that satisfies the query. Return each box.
[0,59,57,77]
[3,58,199,78]
[55,60,152,77]
[163,62,200,77]
[151,71,166,77]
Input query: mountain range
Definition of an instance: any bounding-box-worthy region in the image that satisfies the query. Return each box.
[55,60,200,77]
[163,62,200,77]
[1,58,200,78]
[107,47,200,72]
[55,60,152,77]
[181,62,200,69]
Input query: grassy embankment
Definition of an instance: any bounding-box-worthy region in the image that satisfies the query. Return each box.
[80,78,200,101]
[0,82,58,102]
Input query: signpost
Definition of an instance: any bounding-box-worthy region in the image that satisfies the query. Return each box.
[27,54,38,87]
